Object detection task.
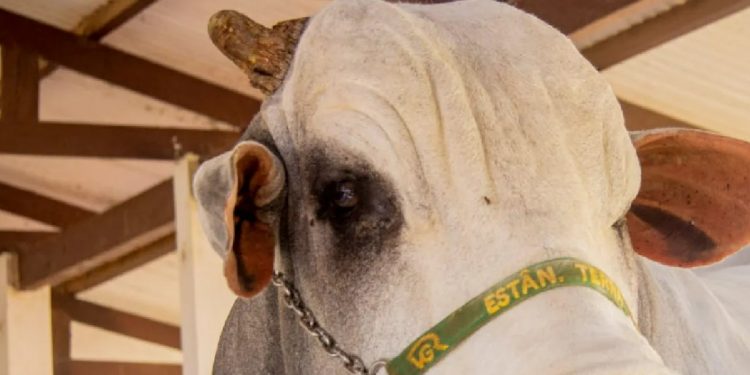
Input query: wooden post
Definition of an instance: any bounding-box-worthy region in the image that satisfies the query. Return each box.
[0,254,53,375]
[0,45,39,124]
[174,154,235,375]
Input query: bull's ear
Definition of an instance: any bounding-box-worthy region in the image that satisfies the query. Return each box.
[194,141,285,298]
[627,129,750,267]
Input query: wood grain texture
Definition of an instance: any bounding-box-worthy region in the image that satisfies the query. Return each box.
[583,0,750,70]
[619,99,697,131]
[76,0,158,40]
[38,0,159,81]
[59,234,175,293]
[63,361,180,375]
[0,122,238,159]
[0,45,38,123]
[0,231,55,251]
[0,182,93,227]
[57,295,181,349]
[16,180,175,289]
[0,8,259,127]
[51,291,72,374]
[516,0,639,33]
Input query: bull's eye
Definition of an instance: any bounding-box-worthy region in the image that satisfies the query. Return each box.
[333,181,358,209]
[317,178,361,221]
[306,149,403,265]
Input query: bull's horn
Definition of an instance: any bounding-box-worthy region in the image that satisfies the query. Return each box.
[208,10,307,95]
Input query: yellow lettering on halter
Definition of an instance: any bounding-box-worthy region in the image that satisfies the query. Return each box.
[484,287,511,315]
[407,333,449,370]
[521,270,539,295]
[612,287,625,310]
[484,294,499,314]
[602,274,614,296]
[574,263,589,281]
[590,267,602,287]
[536,266,557,288]
[496,288,510,308]
[506,279,520,299]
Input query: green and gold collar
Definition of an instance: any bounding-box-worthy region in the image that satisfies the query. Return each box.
[386,257,632,375]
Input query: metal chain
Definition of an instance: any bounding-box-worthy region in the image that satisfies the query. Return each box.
[272,272,388,374]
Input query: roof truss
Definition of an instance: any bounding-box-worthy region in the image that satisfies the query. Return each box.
[1,45,38,123]
[16,180,174,289]
[0,122,238,159]
[0,8,259,128]
[583,0,750,70]
[0,182,94,228]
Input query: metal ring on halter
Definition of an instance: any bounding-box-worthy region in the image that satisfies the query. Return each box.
[368,359,389,374]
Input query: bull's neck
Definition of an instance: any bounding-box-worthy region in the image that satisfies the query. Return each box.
[634,259,750,374]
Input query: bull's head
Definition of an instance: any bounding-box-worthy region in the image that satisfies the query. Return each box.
[194,0,750,373]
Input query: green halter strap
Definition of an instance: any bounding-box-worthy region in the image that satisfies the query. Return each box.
[386,257,632,375]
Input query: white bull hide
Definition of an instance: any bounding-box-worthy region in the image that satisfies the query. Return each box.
[193,0,750,374]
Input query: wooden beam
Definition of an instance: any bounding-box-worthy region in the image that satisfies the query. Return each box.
[57,296,180,349]
[59,233,175,293]
[63,361,180,375]
[0,122,238,159]
[1,45,39,123]
[516,0,639,34]
[0,182,94,228]
[583,0,750,70]
[0,9,259,127]
[74,0,158,41]
[51,291,72,375]
[0,231,55,251]
[24,1,158,86]
[16,179,174,289]
[620,99,698,131]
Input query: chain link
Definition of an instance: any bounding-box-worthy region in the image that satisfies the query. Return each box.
[272,272,387,374]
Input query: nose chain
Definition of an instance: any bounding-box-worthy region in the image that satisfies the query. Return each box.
[271,272,388,374]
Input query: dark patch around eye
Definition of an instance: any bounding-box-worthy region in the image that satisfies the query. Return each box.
[308,150,404,266]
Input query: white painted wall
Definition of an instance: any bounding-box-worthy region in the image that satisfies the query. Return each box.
[0,254,53,375]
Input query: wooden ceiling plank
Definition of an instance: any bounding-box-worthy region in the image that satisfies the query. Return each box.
[1,45,39,124]
[76,0,158,41]
[620,99,697,131]
[38,0,159,80]
[63,361,181,375]
[517,0,640,34]
[58,295,180,349]
[583,0,750,70]
[16,179,175,289]
[0,182,94,228]
[0,122,239,159]
[59,233,175,294]
[0,9,259,127]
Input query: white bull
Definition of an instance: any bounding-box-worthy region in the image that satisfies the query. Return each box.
[193,0,750,373]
